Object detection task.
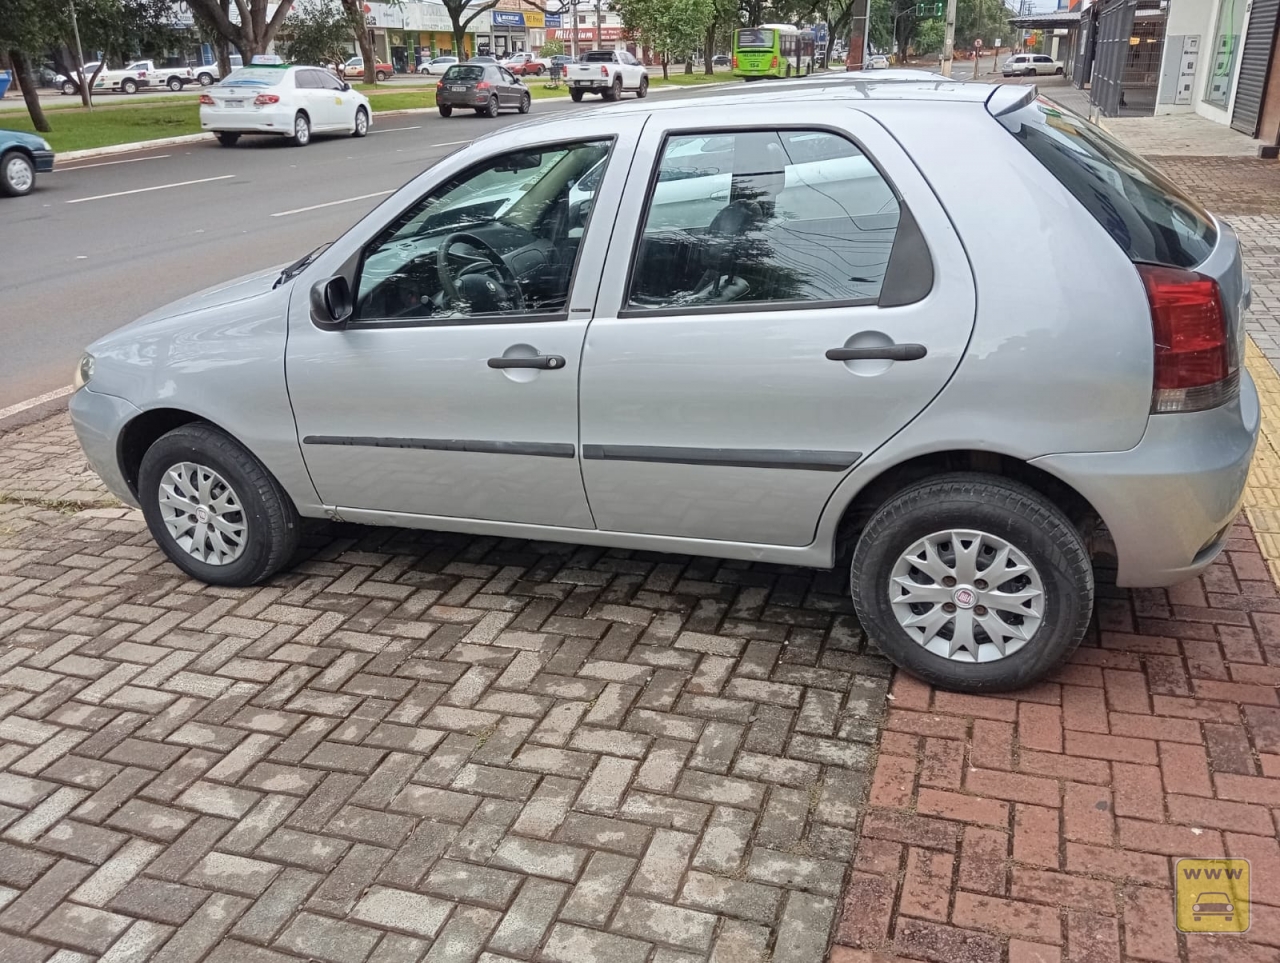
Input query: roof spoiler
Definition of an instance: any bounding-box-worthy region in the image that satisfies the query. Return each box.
[986,84,1037,118]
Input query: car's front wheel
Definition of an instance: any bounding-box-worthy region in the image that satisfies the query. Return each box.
[0,151,36,197]
[167,77,183,91]
[1024,67,1036,76]
[61,81,77,95]
[518,91,531,113]
[637,75,649,98]
[850,473,1093,693]
[138,423,300,587]
[198,72,215,86]
[376,70,389,81]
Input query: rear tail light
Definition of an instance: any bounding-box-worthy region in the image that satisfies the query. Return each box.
[601,65,609,77]
[476,81,490,89]
[254,93,279,105]
[731,56,738,68]
[436,80,443,88]
[199,93,214,105]
[1140,263,1238,413]
[771,56,778,68]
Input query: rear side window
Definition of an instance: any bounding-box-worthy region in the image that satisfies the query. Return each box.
[997,98,1215,268]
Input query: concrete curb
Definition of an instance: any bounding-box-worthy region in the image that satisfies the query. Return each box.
[51,81,740,162]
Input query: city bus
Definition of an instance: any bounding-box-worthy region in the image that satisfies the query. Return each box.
[732,24,816,80]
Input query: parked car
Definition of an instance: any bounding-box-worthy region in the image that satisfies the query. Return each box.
[199,63,372,147]
[436,63,530,117]
[87,61,156,95]
[69,83,1258,694]
[548,55,576,74]
[342,56,394,81]
[468,56,498,64]
[192,55,244,87]
[420,55,459,75]
[502,52,549,76]
[566,49,648,100]
[1003,53,1063,76]
[0,129,54,197]
[712,54,731,66]
[56,61,101,95]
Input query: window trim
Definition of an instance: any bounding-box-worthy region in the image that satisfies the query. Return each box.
[347,135,617,331]
[616,123,910,320]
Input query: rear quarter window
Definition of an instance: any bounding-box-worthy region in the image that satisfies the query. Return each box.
[997,98,1215,268]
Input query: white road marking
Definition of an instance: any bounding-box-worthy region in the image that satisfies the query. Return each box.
[371,126,422,133]
[55,154,172,172]
[66,174,235,204]
[270,189,395,218]
[0,385,75,421]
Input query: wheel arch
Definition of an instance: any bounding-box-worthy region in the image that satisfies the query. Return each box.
[118,407,243,499]
[831,449,1105,564]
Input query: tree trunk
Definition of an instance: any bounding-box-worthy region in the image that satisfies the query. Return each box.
[453,27,467,59]
[684,56,693,74]
[356,26,377,86]
[661,54,669,80]
[704,22,715,74]
[214,34,231,76]
[8,50,51,133]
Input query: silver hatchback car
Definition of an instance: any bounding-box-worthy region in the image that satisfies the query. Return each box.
[70,82,1259,692]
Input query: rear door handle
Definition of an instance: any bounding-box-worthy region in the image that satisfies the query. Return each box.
[487,355,566,370]
[825,344,928,362]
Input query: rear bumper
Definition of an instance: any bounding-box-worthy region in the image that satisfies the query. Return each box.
[1031,371,1260,587]
[438,91,495,107]
[200,105,295,135]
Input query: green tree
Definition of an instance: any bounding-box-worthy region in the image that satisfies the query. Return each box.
[279,0,354,67]
[336,0,378,84]
[441,0,499,63]
[914,15,943,52]
[539,37,564,56]
[617,0,713,78]
[185,0,296,63]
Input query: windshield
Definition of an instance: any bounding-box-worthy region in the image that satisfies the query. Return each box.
[998,97,1216,267]
[736,28,776,48]
[219,67,286,87]
[444,65,485,82]
[582,51,617,62]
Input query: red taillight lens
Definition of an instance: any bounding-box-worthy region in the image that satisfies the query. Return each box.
[1140,263,1237,413]
[771,56,778,67]
[731,56,738,68]
[601,65,609,76]
[199,93,214,105]
[254,93,279,105]
[476,81,490,89]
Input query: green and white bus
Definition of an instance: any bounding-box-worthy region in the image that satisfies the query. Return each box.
[732,24,816,80]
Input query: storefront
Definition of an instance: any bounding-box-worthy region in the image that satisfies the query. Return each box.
[479,8,558,57]
[363,1,487,70]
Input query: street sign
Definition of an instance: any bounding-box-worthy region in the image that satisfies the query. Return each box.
[974,38,983,47]
[914,2,943,15]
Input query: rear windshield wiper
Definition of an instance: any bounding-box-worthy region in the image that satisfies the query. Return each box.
[275,243,332,287]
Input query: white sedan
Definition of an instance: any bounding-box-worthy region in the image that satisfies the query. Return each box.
[420,55,460,75]
[199,63,372,147]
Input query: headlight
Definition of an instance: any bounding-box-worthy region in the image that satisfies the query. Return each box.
[38,138,52,152]
[74,353,94,391]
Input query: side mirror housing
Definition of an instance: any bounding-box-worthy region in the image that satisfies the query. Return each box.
[310,275,353,329]
[342,81,351,91]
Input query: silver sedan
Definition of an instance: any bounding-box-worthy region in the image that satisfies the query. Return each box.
[70,80,1258,692]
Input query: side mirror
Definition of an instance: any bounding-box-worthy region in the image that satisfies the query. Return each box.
[342,81,351,91]
[310,275,353,329]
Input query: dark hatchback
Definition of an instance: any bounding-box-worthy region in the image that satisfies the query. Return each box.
[436,64,531,118]
[1,129,55,197]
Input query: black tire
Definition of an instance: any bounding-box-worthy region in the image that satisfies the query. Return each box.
[1055,66,1064,75]
[570,88,584,102]
[376,70,389,81]
[785,63,793,77]
[352,106,369,137]
[0,151,35,197]
[1024,67,1036,76]
[518,91,531,113]
[291,111,311,146]
[637,75,649,98]
[485,95,499,117]
[198,72,215,86]
[535,65,545,75]
[439,104,453,117]
[604,77,622,101]
[122,78,138,94]
[138,423,300,587]
[167,77,183,91]
[62,81,77,95]
[850,473,1093,693]
[215,132,240,147]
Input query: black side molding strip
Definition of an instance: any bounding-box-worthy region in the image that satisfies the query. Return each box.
[581,445,860,472]
[303,436,575,458]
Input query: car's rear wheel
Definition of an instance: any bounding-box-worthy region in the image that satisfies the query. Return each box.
[850,473,1093,693]
[353,106,369,136]
[439,104,453,117]
[121,78,139,94]
[637,75,649,98]
[167,77,183,91]
[518,91,531,113]
[1024,67,1036,76]
[215,132,240,147]
[138,423,300,587]
[291,112,311,146]
[1055,66,1064,75]
[484,95,500,117]
[376,70,389,81]
[198,72,214,86]
[570,88,584,102]
[1,151,36,197]
[62,81,77,95]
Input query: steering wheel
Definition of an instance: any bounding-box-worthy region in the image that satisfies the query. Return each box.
[436,232,526,312]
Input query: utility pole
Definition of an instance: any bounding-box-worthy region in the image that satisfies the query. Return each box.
[68,0,91,111]
[570,0,578,58]
[940,0,958,76]
[594,0,602,50]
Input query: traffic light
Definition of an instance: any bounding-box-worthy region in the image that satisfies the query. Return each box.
[915,2,943,16]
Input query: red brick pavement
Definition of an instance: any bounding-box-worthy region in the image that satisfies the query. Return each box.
[829,518,1280,963]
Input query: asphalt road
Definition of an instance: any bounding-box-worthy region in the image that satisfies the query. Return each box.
[0,94,639,409]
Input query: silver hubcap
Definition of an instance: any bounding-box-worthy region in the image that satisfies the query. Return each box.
[296,117,308,141]
[158,462,247,566]
[6,157,33,193]
[889,529,1045,663]
[357,111,367,132]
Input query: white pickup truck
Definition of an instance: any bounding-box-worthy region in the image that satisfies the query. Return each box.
[566,49,649,101]
[90,60,196,94]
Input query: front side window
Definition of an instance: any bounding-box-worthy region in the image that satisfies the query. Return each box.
[355,140,612,324]
[627,129,901,311]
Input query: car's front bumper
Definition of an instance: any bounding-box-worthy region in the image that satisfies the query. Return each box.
[68,387,141,508]
[1032,371,1260,587]
[200,105,296,135]
[32,150,54,173]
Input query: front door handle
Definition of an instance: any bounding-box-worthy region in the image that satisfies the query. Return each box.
[825,344,927,362]
[487,354,566,370]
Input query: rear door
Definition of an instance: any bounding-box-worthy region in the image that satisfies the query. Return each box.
[498,67,522,106]
[578,102,977,547]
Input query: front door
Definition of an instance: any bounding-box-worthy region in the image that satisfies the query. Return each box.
[579,104,977,548]
[286,131,638,528]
